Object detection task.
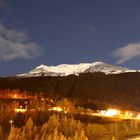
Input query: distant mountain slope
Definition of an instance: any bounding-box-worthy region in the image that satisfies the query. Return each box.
[0,72,140,110]
[18,62,136,77]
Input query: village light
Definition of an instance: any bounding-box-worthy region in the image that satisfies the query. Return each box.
[105,109,118,116]
[15,108,26,113]
[20,105,23,109]
[117,111,121,115]
[14,94,17,98]
[129,113,133,116]
[136,114,140,119]
[48,106,63,112]
[125,112,129,115]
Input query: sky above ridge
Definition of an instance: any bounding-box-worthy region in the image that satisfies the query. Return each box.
[0,0,140,76]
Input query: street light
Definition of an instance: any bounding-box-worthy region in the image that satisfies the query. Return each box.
[9,120,14,130]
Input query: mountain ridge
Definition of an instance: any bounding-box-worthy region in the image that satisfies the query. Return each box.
[18,61,137,77]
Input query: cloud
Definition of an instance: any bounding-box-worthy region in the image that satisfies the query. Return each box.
[112,42,140,64]
[0,24,42,62]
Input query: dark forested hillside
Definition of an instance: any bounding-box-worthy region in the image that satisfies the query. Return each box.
[0,72,140,110]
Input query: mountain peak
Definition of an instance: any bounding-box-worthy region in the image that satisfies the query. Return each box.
[18,61,136,77]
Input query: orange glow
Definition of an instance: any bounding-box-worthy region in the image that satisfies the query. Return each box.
[49,106,63,112]
[19,105,23,108]
[125,112,129,115]
[124,111,133,119]
[129,113,133,116]
[15,108,26,113]
[14,94,17,98]
[100,109,120,117]
[136,114,140,119]
[105,109,118,116]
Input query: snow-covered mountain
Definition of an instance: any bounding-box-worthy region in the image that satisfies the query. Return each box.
[18,62,136,77]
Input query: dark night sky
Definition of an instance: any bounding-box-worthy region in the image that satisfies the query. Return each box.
[0,0,140,76]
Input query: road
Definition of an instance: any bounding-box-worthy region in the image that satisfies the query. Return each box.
[127,136,140,140]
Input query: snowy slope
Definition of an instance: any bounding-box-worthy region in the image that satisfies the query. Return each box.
[18,61,136,77]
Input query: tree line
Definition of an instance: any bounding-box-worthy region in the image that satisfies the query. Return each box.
[0,72,140,110]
